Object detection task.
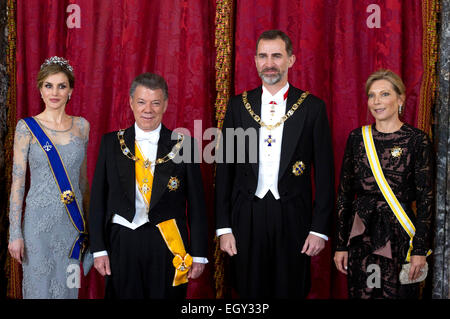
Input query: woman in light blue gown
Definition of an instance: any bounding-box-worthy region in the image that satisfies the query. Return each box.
[8,57,90,298]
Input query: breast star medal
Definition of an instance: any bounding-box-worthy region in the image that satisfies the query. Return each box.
[390,146,403,158]
[292,161,306,176]
[167,176,180,192]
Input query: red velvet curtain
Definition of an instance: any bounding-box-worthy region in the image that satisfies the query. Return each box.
[14,0,424,299]
[234,0,423,298]
[16,0,217,299]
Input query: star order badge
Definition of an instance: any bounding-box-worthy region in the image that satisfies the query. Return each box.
[167,176,180,192]
[391,146,403,158]
[292,161,306,176]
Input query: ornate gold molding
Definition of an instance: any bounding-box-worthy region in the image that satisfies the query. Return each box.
[213,0,234,299]
[418,0,439,137]
[5,0,21,300]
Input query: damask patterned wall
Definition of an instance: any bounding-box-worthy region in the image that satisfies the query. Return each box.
[432,0,450,299]
[0,0,9,299]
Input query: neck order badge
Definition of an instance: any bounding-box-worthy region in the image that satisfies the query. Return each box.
[243,90,309,147]
[135,141,154,211]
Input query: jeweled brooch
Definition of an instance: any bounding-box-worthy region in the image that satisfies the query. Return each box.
[60,190,75,204]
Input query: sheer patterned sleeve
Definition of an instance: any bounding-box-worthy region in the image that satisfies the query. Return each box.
[8,120,31,242]
[411,132,434,256]
[78,117,90,224]
[335,131,357,251]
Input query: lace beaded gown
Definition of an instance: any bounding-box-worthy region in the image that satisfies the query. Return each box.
[9,117,89,299]
[335,124,433,299]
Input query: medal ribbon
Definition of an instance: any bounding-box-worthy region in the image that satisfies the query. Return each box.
[156,219,192,286]
[135,142,153,208]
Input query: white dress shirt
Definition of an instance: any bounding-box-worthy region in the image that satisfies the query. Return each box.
[254,82,289,199]
[111,123,160,229]
[94,123,208,263]
[216,84,328,241]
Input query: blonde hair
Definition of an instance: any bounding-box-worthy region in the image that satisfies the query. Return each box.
[365,69,405,96]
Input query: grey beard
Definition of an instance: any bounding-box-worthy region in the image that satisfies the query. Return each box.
[260,73,282,85]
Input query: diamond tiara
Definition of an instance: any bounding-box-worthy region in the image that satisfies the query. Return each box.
[40,56,73,72]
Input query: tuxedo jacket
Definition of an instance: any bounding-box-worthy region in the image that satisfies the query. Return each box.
[215,85,334,240]
[89,124,208,258]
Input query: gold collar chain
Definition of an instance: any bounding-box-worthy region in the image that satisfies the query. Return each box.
[117,129,184,166]
[242,90,310,130]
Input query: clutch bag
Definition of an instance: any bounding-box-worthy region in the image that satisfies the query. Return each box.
[399,262,428,285]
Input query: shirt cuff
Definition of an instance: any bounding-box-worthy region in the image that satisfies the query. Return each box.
[216,228,232,237]
[192,257,208,264]
[93,250,108,258]
[309,231,328,241]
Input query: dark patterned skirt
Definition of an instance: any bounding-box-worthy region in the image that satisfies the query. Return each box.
[347,198,421,299]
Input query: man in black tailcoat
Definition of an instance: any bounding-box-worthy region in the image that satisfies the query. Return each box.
[89,73,208,299]
[215,30,334,298]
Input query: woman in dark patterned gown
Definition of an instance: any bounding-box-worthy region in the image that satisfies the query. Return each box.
[333,69,434,299]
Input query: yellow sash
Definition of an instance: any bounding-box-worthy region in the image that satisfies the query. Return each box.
[362,125,431,262]
[156,219,192,286]
[135,142,153,209]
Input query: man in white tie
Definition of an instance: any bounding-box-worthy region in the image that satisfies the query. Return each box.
[89,73,208,298]
[215,30,334,298]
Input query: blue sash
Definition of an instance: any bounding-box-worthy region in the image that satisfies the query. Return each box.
[23,117,87,260]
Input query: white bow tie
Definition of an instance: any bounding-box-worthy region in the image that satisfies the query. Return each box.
[135,132,159,144]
